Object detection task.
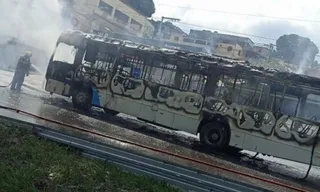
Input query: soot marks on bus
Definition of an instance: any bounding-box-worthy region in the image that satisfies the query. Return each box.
[202,74,320,145]
[47,31,320,146]
[86,44,319,145]
[109,72,204,114]
[102,48,207,115]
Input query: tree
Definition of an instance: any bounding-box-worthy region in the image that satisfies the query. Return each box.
[120,0,155,17]
[276,34,319,65]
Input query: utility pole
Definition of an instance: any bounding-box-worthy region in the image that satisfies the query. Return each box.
[155,16,180,39]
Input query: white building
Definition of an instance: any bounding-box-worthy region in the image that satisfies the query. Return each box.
[69,0,155,38]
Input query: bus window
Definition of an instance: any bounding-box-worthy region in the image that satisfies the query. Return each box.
[90,52,115,71]
[189,74,207,94]
[302,94,320,120]
[53,43,76,64]
[233,79,271,111]
[279,92,320,143]
[212,74,236,102]
[180,73,189,90]
[180,73,207,94]
[148,62,177,86]
[116,54,147,79]
[269,84,302,116]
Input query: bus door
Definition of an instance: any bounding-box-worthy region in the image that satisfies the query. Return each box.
[45,41,85,97]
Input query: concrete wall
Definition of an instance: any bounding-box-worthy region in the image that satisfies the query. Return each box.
[160,32,212,53]
[253,46,271,58]
[214,43,245,59]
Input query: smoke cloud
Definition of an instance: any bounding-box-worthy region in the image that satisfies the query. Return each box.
[0,0,72,71]
[297,47,313,74]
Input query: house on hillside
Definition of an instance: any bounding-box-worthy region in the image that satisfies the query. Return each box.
[214,43,245,59]
[213,32,254,56]
[176,30,254,57]
[63,0,155,38]
[253,43,272,59]
[160,33,212,54]
[189,30,213,41]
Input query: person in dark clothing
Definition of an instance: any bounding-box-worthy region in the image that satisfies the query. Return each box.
[10,51,32,91]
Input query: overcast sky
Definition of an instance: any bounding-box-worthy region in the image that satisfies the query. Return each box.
[153,0,320,46]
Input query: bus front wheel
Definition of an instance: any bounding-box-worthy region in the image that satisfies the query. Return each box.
[72,89,92,111]
[200,122,229,150]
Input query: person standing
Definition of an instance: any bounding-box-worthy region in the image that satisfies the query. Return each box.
[10,51,32,91]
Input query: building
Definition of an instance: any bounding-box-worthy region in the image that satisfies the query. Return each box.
[150,20,186,38]
[253,43,272,59]
[213,32,254,54]
[182,30,254,56]
[66,0,155,38]
[159,32,212,54]
[214,43,245,59]
[189,30,213,41]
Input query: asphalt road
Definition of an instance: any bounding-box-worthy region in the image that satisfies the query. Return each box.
[0,70,319,192]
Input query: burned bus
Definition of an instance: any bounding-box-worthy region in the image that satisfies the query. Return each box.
[45,30,320,167]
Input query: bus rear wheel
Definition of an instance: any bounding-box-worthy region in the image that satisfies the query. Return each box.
[72,89,92,111]
[200,122,229,150]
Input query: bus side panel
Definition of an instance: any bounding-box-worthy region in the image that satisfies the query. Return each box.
[242,134,312,164]
[45,78,71,96]
[313,145,320,166]
[173,113,200,135]
[139,103,156,122]
[98,86,201,134]
[115,98,142,117]
[228,130,246,148]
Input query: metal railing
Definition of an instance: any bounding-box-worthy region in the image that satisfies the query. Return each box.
[0,113,268,192]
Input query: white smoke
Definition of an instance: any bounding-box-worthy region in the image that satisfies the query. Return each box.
[0,0,72,68]
[297,48,312,74]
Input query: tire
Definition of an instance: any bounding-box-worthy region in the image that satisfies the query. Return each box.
[103,108,119,116]
[199,122,229,150]
[72,89,92,111]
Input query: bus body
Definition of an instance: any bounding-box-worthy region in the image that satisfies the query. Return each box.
[45,30,320,166]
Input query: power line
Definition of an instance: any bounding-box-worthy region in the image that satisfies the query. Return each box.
[74,2,318,44]
[176,22,277,41]
[165,20,320,49]
[69,3,320,52]
[156,4,320,23]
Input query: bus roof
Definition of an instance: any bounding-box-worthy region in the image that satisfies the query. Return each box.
[57,30,320,92]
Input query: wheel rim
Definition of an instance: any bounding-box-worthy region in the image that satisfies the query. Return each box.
[208,130,221,144]
[76,92,87,104]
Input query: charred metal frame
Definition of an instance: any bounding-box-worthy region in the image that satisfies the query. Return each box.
[45,31,320,118]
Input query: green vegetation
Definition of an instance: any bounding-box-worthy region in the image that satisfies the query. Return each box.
[0,122,180,192]
[276,34,319,65]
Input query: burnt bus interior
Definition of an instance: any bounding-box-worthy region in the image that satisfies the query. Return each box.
[212,73,320,141]
[46,31,320,119]
[45,31,320,142]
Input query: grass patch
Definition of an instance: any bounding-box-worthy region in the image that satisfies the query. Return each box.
[0,122,181,192]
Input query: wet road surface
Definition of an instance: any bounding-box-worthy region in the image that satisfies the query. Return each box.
[0,70,319,192]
